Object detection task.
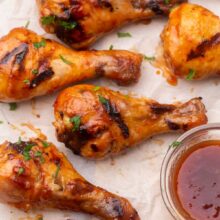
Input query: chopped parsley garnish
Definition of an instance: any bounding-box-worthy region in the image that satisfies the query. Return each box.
[23,143,35,161]
[17,137,22,144]
[186,69,196,80]
[170,141,181,148]
[35,151,42,157]
[35,151,45,163]
[41,15,55,25]
[32,69,38,75]
[33,39,46,49]
[9,103,18,111]
[60,55,72,65]
[93,86,101,91]
[41,15,77,31]
[23,79,30,85]
[18,167,25,176]
[58,20,77,30]
[23,152,31,161]
[70,116,81,132]
[109,45,114,50]
[54,163,61,179]
[42,140,49,148]
[144,55,155,61]
[24,20,30,28]
[99,95,108,105]
[169,5,178,12]
[117,32,132,38]
[164,0,170,4]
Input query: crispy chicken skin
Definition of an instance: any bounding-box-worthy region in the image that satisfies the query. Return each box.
[0,28,142,102]
[0,138,139,220]
[161,3,220,82]
[36,0,187,49]
[54,84,208,159]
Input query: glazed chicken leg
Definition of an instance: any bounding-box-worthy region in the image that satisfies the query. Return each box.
[0,137,139,220]
[0,28,142,102]
[54,85,207,159]
[160,3,220,84]
[36,0,187,49]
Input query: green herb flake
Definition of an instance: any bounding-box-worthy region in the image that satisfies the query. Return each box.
[98,95,108,105]
[164,0,170,4]
[117,32,132,38]
[23,143,35,161]
[54,163,61,179]
[70,116,81,132]
[41,15,55,25]
[169,5,178,12]
[60,55,72,65]
[23,79,30,85]
[124,94,129,99]
[17,137,22,144]
[0,121,3,124]
[33,39,46,49]
[170,141,181,148]
[109,45,114,50]
[32,69,38,75]
[18,167,25,176]
[41,157,45,163]
[42,140,49,148]
[9,103,18,111]
[35,151,42,157]
[35,151,45,163]
[23,151,31,161]
[93,86,101,91]
[58,20,77,30]
[186,69,196,81]
[24,20,30,28]
[144,55,155,62]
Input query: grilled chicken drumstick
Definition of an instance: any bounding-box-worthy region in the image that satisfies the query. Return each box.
[0,137,139,220]
[54,85,207,159]
[160,3,220,83]
[0,28,142,102]
[36,0,187,49]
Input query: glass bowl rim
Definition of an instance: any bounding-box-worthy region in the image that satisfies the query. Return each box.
[160,123,220,220]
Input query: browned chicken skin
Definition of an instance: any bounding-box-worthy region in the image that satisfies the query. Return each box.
[0,137,139,220]
[54,84,208,159]
[160,3,220,83]
[36,0,187,49]
[0,28,142,102]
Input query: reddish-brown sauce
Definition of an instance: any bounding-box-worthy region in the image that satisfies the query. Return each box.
[154,45,178,86]
[174,141,220,220]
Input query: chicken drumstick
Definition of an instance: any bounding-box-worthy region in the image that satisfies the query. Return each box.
[54,84,208,159]
[160,3,220,83]
[0,28,142,102]
[37,0,187,49]
[0,137,139,220]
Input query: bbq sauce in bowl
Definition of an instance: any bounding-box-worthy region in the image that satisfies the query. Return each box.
[174,140,220,220]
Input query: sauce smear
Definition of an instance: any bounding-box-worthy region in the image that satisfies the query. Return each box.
[174,141,220,220]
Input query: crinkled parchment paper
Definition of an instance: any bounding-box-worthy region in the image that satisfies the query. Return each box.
[0,0,220,219]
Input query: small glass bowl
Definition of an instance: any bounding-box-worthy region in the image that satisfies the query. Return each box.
[160,123,220,220]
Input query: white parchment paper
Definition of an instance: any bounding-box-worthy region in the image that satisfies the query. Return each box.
[0,1,219,219]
